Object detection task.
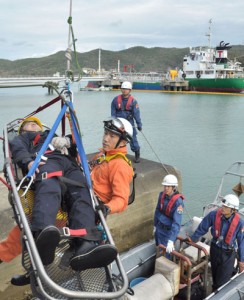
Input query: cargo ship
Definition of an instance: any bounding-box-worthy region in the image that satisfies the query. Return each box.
[182,40,244,93]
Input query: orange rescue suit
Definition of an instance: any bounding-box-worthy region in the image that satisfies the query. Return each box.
[91,146,133,214]
[0,225,22,262]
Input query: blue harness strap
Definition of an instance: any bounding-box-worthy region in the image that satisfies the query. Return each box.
[25,84,92,191]
[68,102,92,188]
[26,104,68,178]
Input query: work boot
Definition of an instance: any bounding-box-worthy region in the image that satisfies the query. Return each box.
[70,239,117,271]
[35,225,60,265]
[11,273,30,286]
[134,150,140,163]
[59,241,76,270]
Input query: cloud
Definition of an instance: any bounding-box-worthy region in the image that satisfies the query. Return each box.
[0,0,244,60]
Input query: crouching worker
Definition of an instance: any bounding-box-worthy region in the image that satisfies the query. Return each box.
[154,174,184,259]
[185,194,244,291]
[90,117,134,216]
[9,116,117,273]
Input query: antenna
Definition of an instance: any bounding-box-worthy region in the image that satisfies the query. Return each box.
[205,19,212,48]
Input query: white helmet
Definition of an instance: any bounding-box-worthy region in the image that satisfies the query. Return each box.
[121,81,132,90]
[104,117,133,142]
[222,194,239,210]
[162,174,178,187]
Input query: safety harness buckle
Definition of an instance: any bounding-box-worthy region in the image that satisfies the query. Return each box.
[61,227,87,237]
[41,170,63,180]
[62,227,71,237]
[41,172,48,180]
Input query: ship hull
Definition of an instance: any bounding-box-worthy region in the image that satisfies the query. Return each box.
[187,78,244,93]
[132,81,162,91]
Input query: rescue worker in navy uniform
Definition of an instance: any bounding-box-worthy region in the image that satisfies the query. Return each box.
[154,174,184,258]
[111,81,142,163]
[9,116,117,272]
[187,194,244,291]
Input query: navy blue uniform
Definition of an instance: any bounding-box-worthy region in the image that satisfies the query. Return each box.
[154,192,184,247]
[111,95,142,152]
[191,210,244,290]
[10,130,96,232]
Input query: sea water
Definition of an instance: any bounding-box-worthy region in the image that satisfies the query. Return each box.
[1,84,244,220]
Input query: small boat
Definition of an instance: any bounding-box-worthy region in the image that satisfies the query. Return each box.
[130,73,165,91]
[205,271,244,300]
[80,80,113,91]
[182,21,244,93]
[132,70,189,92]
[111,161,244,300]
[80,86,112,91]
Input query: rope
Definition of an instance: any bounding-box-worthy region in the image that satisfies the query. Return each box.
[138,129,192,221]
[0,177,12,189]
[64,0,83,82]
[138,130,169,174]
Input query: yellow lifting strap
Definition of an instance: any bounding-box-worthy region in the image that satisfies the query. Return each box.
[97,153,133,170]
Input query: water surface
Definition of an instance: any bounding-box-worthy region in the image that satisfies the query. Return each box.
[1,85,244,220]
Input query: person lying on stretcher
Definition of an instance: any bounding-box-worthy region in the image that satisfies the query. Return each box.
[0,116,134,286]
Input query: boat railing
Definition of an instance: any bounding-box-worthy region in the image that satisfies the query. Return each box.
[158,239,209,300]
[208,161,244,217]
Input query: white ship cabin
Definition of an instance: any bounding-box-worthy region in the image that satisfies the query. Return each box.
[182,45,244,80]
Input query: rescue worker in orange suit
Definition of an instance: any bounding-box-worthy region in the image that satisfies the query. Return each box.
[0,116,134,285]
[111,81,142,163]
[154,174,184,259]
[90,117,134,214]
[0,116,118,283]
[186,194,244,291]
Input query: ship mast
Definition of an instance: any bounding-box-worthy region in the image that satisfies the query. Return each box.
[205,19,212,48]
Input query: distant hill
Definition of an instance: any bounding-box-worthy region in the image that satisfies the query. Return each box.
[0,45,244,77]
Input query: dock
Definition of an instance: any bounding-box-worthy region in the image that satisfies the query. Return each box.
[162,79,189,91]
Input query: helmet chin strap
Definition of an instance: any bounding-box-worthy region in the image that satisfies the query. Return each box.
[115,136,129,149]
[115,136,124,149]
[114,136,122,149]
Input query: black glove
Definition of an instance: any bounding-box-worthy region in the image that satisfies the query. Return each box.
[137,126,142,131]
[96,200,111,218]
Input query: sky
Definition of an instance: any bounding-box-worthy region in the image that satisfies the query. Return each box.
[1,0,244,61]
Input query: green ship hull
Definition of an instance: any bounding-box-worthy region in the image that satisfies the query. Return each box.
[187,78,244,93]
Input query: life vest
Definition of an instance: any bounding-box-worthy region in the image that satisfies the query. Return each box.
[116,95,134,111]
[90,153,136,205]
[90,152,133,168]
[214,208,240,245]
[160,192,184,217]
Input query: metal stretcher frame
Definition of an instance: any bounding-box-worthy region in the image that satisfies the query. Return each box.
[3,85,129,299]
